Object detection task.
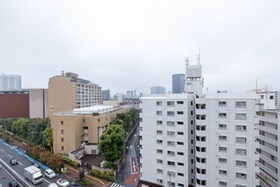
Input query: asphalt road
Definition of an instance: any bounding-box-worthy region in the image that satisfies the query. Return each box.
[116,125,140,184]
[0,139,79,187]
[0,161,21,187]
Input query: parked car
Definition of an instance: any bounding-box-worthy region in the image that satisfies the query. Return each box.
[48,183,59,187]
[9,158,18,165]
[45,169,56,178]
[32,161,40,168]
[8,181,19,187]
[56,178,70,187]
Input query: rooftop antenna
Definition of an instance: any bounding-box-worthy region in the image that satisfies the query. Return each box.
[185,56,189,66]
[197,48,200,65]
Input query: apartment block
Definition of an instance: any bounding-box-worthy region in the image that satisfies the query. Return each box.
[51,105,128,156]
[0,74,21,91]
[139,94,190,187]
[195,93,260,187]
[48,72,102,114]
[256,109,280,187]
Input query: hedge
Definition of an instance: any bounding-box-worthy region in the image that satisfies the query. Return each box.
[62,157,80,167]
[90,169,114,180]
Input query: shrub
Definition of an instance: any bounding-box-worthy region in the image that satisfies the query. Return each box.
[102,161,112,168]
[90,169,114,180]
[61,157,80,167]
[83,180,93,187]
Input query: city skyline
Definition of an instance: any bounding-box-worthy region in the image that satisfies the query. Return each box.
[1,1,280,95]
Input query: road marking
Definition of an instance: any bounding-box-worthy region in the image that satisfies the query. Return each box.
[8,154,13,158]
[18,161,23,166]
[0,149,4,152]
[43,178,51,184]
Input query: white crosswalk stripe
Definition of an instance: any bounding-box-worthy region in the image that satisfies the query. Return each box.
[110,182,126,187]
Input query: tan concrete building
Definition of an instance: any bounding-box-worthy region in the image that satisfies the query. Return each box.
[48,72,102,114]
[51,105,129,156]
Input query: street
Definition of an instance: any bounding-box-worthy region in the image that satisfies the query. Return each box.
[116,126,140,187]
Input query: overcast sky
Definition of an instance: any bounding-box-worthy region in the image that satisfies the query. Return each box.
[1,1,279,95]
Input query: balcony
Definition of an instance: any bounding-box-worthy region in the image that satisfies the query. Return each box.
[256,161,278,180]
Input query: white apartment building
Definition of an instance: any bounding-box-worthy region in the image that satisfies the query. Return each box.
[195,93,260,187]
[139,94,190,187]
[256,109,280,187]
[0,74,21,91]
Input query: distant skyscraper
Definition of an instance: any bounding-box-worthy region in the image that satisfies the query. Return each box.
[150,86,166,95]
[102,90,110,100]
[172,74,185,94]
[127,91,134,97]
[0,74,21,91]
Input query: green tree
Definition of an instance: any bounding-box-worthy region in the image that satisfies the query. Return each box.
[99,124,125,162]
[79,169,85,181]
[42,127,53,150]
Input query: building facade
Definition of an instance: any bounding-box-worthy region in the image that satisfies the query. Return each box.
[140,94,190,187]
[150,86,166,95]
[257,109,280,187]
[0,91,29,118]
[51,105,128,156]
[27,89,48,118]
[48,72,102,114]
[102,89,111,101]
[195,93,260,187]
[0,74,21,91]
[172,74,185,94]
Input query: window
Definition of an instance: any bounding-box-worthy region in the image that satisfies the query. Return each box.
[236,148,247,156]
[219,158,227,164]
[61,121,64,125]
[191,120,193,125]
[167,121,175,126]
[167,151,175,156]
[61,129,64,134]
[61,138,64,142]
[177,141,184,145]
[236,184,246,187]
[157,159,163,164]
[156,130,163,135]
[167,131,175,136]
[61,146,64,151]
[219,146,227,152]
[219,101,227,107]
[219,170,227,175]
[219,135,227,141]
[236,137,247,144]
[157,179,163,184]
[167,101,175,106]
[270,95,274,100]
[236,101,246,108]
[177,101,184,104]
[177,111,184,115]
[156,120,163,125]
[177,162,184,166]
[167,111,175,116]
[167,171,175,176]
[178,173,184,176]
[156,101,162,106]
[236,160,246,168]
[177,131,184,135]
[177,152,184,156]
[236,172,247,179]
[219,113,227,118]
[157,149,163,154]
[236,125,246,132]
[177,121,184,125]
[178,184,184,187]
[167,141,175,146]
[167,161,175,166]
[157,139,163,144]
[219,124,227,130]
[156,111,162,115]
[219,181,227,186]
[157,169,163,174]
[191,111,193,115]
[236,113,247,120]
[167,182,175,187]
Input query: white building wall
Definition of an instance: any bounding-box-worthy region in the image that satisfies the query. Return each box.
[0,74,21,91]
[195,93,259,187]
[140,94,189,187]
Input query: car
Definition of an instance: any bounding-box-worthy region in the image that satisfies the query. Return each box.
[8,181,19,187]
[56,178,70,187]
[48,183,59,187]
[32,161,40,168]
[9,158,18,165]
[45,168,56,178]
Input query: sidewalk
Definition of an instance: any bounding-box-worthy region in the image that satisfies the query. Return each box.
[64,165,112,187]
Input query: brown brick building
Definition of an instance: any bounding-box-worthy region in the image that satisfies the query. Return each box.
[0,91,30,118]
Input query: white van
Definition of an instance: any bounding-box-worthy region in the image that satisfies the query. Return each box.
[44,169,56,179]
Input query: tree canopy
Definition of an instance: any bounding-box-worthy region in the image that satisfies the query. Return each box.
[99,124,125,162]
